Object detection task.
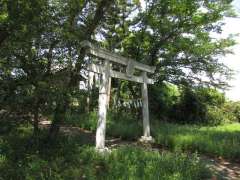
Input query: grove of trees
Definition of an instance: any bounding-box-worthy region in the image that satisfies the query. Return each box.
[1,0,239,139]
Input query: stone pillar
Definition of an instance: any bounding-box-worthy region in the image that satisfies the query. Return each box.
[140,72,154,143]
[96,61,110,150]
[107,74,111,108]
[87,71,94,113]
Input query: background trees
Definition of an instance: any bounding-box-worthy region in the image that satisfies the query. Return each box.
[0,0,238,137]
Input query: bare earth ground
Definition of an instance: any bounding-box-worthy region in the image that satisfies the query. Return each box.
[39,120,240,180]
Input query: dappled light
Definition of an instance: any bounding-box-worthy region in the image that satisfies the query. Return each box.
[1,0,240,179]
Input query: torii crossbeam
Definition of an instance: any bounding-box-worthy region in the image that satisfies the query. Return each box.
[81,41,156,151]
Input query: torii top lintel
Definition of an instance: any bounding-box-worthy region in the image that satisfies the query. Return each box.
[80,40,156,74]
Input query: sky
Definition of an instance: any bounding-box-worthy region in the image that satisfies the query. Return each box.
[221,0,240,101]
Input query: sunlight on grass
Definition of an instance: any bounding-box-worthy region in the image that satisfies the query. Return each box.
[153,122,240,159]
[64,112,240,160]
[200,123,240,132]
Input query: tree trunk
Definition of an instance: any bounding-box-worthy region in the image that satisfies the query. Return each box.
[47,0,113,140]
[48,93,69,141]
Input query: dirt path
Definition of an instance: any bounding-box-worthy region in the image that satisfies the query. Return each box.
[39,121,240,180]
[202,156,240,180]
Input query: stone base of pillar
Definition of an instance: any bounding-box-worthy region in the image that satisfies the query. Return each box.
[95,147,111,155]
[139,136,155,143]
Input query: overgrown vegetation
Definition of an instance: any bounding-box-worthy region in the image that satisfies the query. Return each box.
[152,122,240,160]
[0,0,237,137]
[1,0,239,179]
[150,83,240,125]
[62,110,240,160]
[0,124,210,180]
[64,111,142,140]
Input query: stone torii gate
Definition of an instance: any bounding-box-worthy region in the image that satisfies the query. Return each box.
[81,41,156,151]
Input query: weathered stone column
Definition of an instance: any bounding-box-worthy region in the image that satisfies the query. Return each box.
[140,72,154,142]
[107,72,112,108]
[86,71,94,113]
[96,61,110,150]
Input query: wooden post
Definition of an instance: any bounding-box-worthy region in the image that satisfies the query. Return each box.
[140,72,154,142]
[96,61,110,150]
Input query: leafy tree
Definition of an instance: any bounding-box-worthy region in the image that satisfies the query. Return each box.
[0,0,237,138]
[100,0,236,89]
[0,0,114,138]
[149,82,180,120]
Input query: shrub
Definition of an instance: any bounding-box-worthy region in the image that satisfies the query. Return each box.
[170,87,207,124]
[149,82,180,120]
[65,111,98,131]
[149,84,229,125]
[223,101,240,122]
[205,106,229,125]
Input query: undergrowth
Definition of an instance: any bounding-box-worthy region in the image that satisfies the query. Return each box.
[0,124,210,180]
[152,122,240,160]
[64,111,240,160]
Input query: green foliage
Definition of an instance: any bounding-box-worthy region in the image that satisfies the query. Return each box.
[107,111,142,140]
[223,101,240,122]
[105,147,210,180]
[152,122,240,160]
[63,109,240,161]
[172,87,209,124]
[206,106,230,125]
[196,88,226,106]
[0,0,115,136]
[150,84,231,125]
[65,111,98,131]
[0,0,237,137]
[64,111,141,140]
[149,82,180,120]
[106,0,236,88]
[1,0,238,178]
[0,124,211,180]
[175,87,238,125]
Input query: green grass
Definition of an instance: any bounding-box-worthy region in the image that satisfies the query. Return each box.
[0,123,210,180]
[64,111,98,131]
[64,112,240,160]
[2,114,240,179]
[64,111,142,140]
[152,122,240,160]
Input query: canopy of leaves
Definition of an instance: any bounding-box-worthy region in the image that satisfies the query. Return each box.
[100,0,236,89]
[0,0,237,130]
